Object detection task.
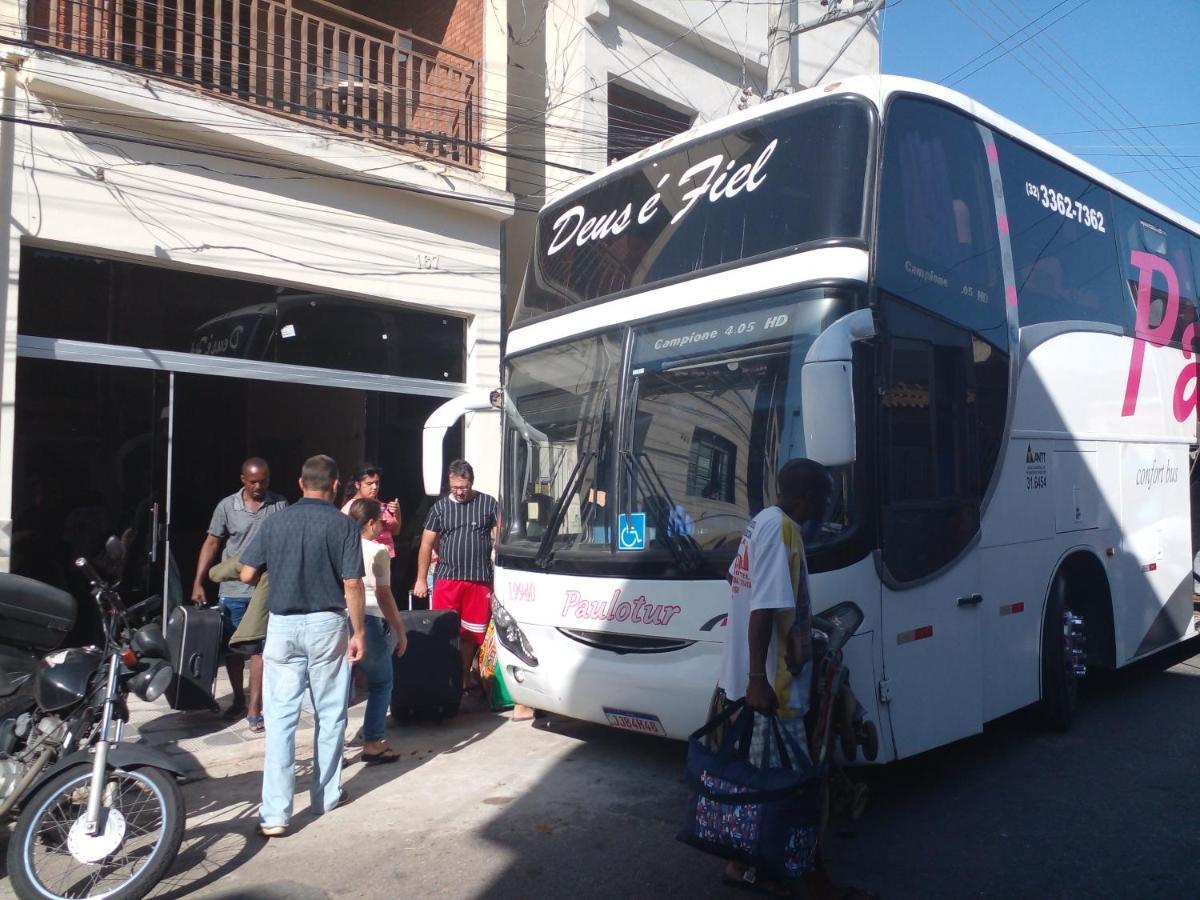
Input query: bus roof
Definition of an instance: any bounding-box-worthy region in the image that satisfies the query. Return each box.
[545,75,1200,239]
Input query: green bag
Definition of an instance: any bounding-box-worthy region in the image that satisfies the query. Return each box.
[489,667,514,712]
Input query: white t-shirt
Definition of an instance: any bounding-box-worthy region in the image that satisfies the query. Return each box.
[717,506,812,715]
[361,538,391,618]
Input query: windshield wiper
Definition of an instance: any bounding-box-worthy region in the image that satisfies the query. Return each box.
[534,448,595,568]
[534,388,609,569]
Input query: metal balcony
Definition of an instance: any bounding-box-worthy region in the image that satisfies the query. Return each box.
[31,0,481,169]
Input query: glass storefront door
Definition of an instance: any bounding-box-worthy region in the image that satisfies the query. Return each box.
[11,358,171,643]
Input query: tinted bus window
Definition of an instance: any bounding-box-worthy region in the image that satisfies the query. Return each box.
[1113,200,1197,350]
[994,135,1126,331]
[877,98,1007,350]
[516,95,873,322]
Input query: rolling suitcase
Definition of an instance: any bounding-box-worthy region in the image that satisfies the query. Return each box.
[391,599,462,723]
[166,604,223,711]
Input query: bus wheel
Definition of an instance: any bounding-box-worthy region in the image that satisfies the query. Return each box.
[1038,574,1087,731]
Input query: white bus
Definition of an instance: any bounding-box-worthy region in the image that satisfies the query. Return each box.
[482,75,1200,762]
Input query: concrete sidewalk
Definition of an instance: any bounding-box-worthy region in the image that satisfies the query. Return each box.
[123,670,374,780]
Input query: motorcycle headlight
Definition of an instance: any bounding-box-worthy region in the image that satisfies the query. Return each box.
[131,622,170,660]
[490,595,538,667]
[128,659,173,702]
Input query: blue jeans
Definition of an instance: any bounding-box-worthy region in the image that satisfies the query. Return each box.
[260,611,350,827]
[357,616,396,742]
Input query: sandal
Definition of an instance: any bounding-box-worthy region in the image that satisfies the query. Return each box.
[221,704,248,721]
[361,746,401,765]
[721,863,794,897]
[247,715,265,734]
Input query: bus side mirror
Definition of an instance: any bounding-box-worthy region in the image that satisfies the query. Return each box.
[422,390,501,496]
[800,309,876,468]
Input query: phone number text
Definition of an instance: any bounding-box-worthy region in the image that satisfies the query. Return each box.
[1025,182,1106,233]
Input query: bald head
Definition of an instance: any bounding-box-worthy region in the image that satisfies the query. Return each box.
[777,458,832,524]
[240,458,270,501]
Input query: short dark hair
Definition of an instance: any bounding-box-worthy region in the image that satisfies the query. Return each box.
[300,455,339,491]
[447,459,474,482]
[347,498,381,529]
[777,458,832,510]
[242,457,269,475]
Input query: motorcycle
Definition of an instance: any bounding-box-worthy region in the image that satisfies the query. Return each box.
[1,540,186,900]
[807,601,879,832]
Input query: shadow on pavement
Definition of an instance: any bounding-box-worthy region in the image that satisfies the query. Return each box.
[147,701,506,899]
[465,639,1200,900]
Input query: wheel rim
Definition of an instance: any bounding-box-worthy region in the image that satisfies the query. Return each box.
[1062,606,1087,696]
[20,769,170,900]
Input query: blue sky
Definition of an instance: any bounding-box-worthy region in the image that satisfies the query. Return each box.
[879,0,1200,224]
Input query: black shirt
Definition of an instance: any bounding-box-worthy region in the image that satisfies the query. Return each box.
[424,492,498,583]
[241,498,365,615]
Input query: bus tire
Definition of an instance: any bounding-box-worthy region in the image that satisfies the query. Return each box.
[1038,574,1082,731]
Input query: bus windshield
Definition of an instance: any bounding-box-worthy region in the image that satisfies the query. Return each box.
[501,289,859,573]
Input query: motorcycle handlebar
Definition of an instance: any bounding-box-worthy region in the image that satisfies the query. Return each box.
[73,556,106,591]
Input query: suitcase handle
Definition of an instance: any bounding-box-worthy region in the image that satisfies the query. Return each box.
[188,652,202,678]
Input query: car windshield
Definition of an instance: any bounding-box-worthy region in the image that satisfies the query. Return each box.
[501,289,859,573]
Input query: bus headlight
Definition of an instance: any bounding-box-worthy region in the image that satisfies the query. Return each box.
[491,595,539,667]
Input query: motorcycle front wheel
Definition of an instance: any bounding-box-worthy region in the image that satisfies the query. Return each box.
[7,765,185,900]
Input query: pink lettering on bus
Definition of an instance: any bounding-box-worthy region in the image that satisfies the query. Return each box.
[1121,250,1198,423]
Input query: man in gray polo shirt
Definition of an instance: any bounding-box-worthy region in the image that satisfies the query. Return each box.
[239,454,365,837]
[192,457,287,727]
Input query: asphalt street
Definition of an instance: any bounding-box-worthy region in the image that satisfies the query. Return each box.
[3,639,1200,899]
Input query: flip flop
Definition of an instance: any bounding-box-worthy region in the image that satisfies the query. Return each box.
[247,715,265,734]
[221,704,248,721]
[361,746,401,765]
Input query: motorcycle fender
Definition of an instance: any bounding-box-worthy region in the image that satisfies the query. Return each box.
[23,745,187,801]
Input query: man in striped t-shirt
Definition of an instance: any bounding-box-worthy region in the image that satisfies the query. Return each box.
[412,459,498,687]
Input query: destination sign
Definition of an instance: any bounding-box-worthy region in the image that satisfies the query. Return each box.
[514,95,872,323]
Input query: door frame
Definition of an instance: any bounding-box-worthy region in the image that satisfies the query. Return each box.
[8,336,470,592]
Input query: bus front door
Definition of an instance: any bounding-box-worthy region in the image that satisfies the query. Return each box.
[880,555,984,759]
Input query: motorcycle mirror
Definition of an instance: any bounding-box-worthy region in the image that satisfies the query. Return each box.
[128,659,173,703]
[131,622,170,660]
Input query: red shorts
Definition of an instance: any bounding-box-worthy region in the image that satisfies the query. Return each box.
[431,579,491,646]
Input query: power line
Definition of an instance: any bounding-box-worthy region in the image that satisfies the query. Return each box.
[0,108,545,212]
[937,0,1079,85]
[944,0,1200,214]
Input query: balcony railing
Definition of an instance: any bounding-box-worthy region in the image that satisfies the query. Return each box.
[32,0,480,168]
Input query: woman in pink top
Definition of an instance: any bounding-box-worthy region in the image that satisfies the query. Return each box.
[342,464,401,557]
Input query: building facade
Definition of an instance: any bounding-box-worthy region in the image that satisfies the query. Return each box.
[0,0,510,613]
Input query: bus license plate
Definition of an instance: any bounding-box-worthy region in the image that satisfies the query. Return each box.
[603,707,666,736]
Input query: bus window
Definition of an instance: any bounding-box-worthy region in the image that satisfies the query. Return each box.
[995,135,1126,331]
[1113,200,1197,349]
[877,97,1007,350]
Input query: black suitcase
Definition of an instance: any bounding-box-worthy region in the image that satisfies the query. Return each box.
[391,605,462,722]
[166,605,223,711]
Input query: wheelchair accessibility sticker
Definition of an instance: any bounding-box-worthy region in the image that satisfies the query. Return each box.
[618,513,646,551]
